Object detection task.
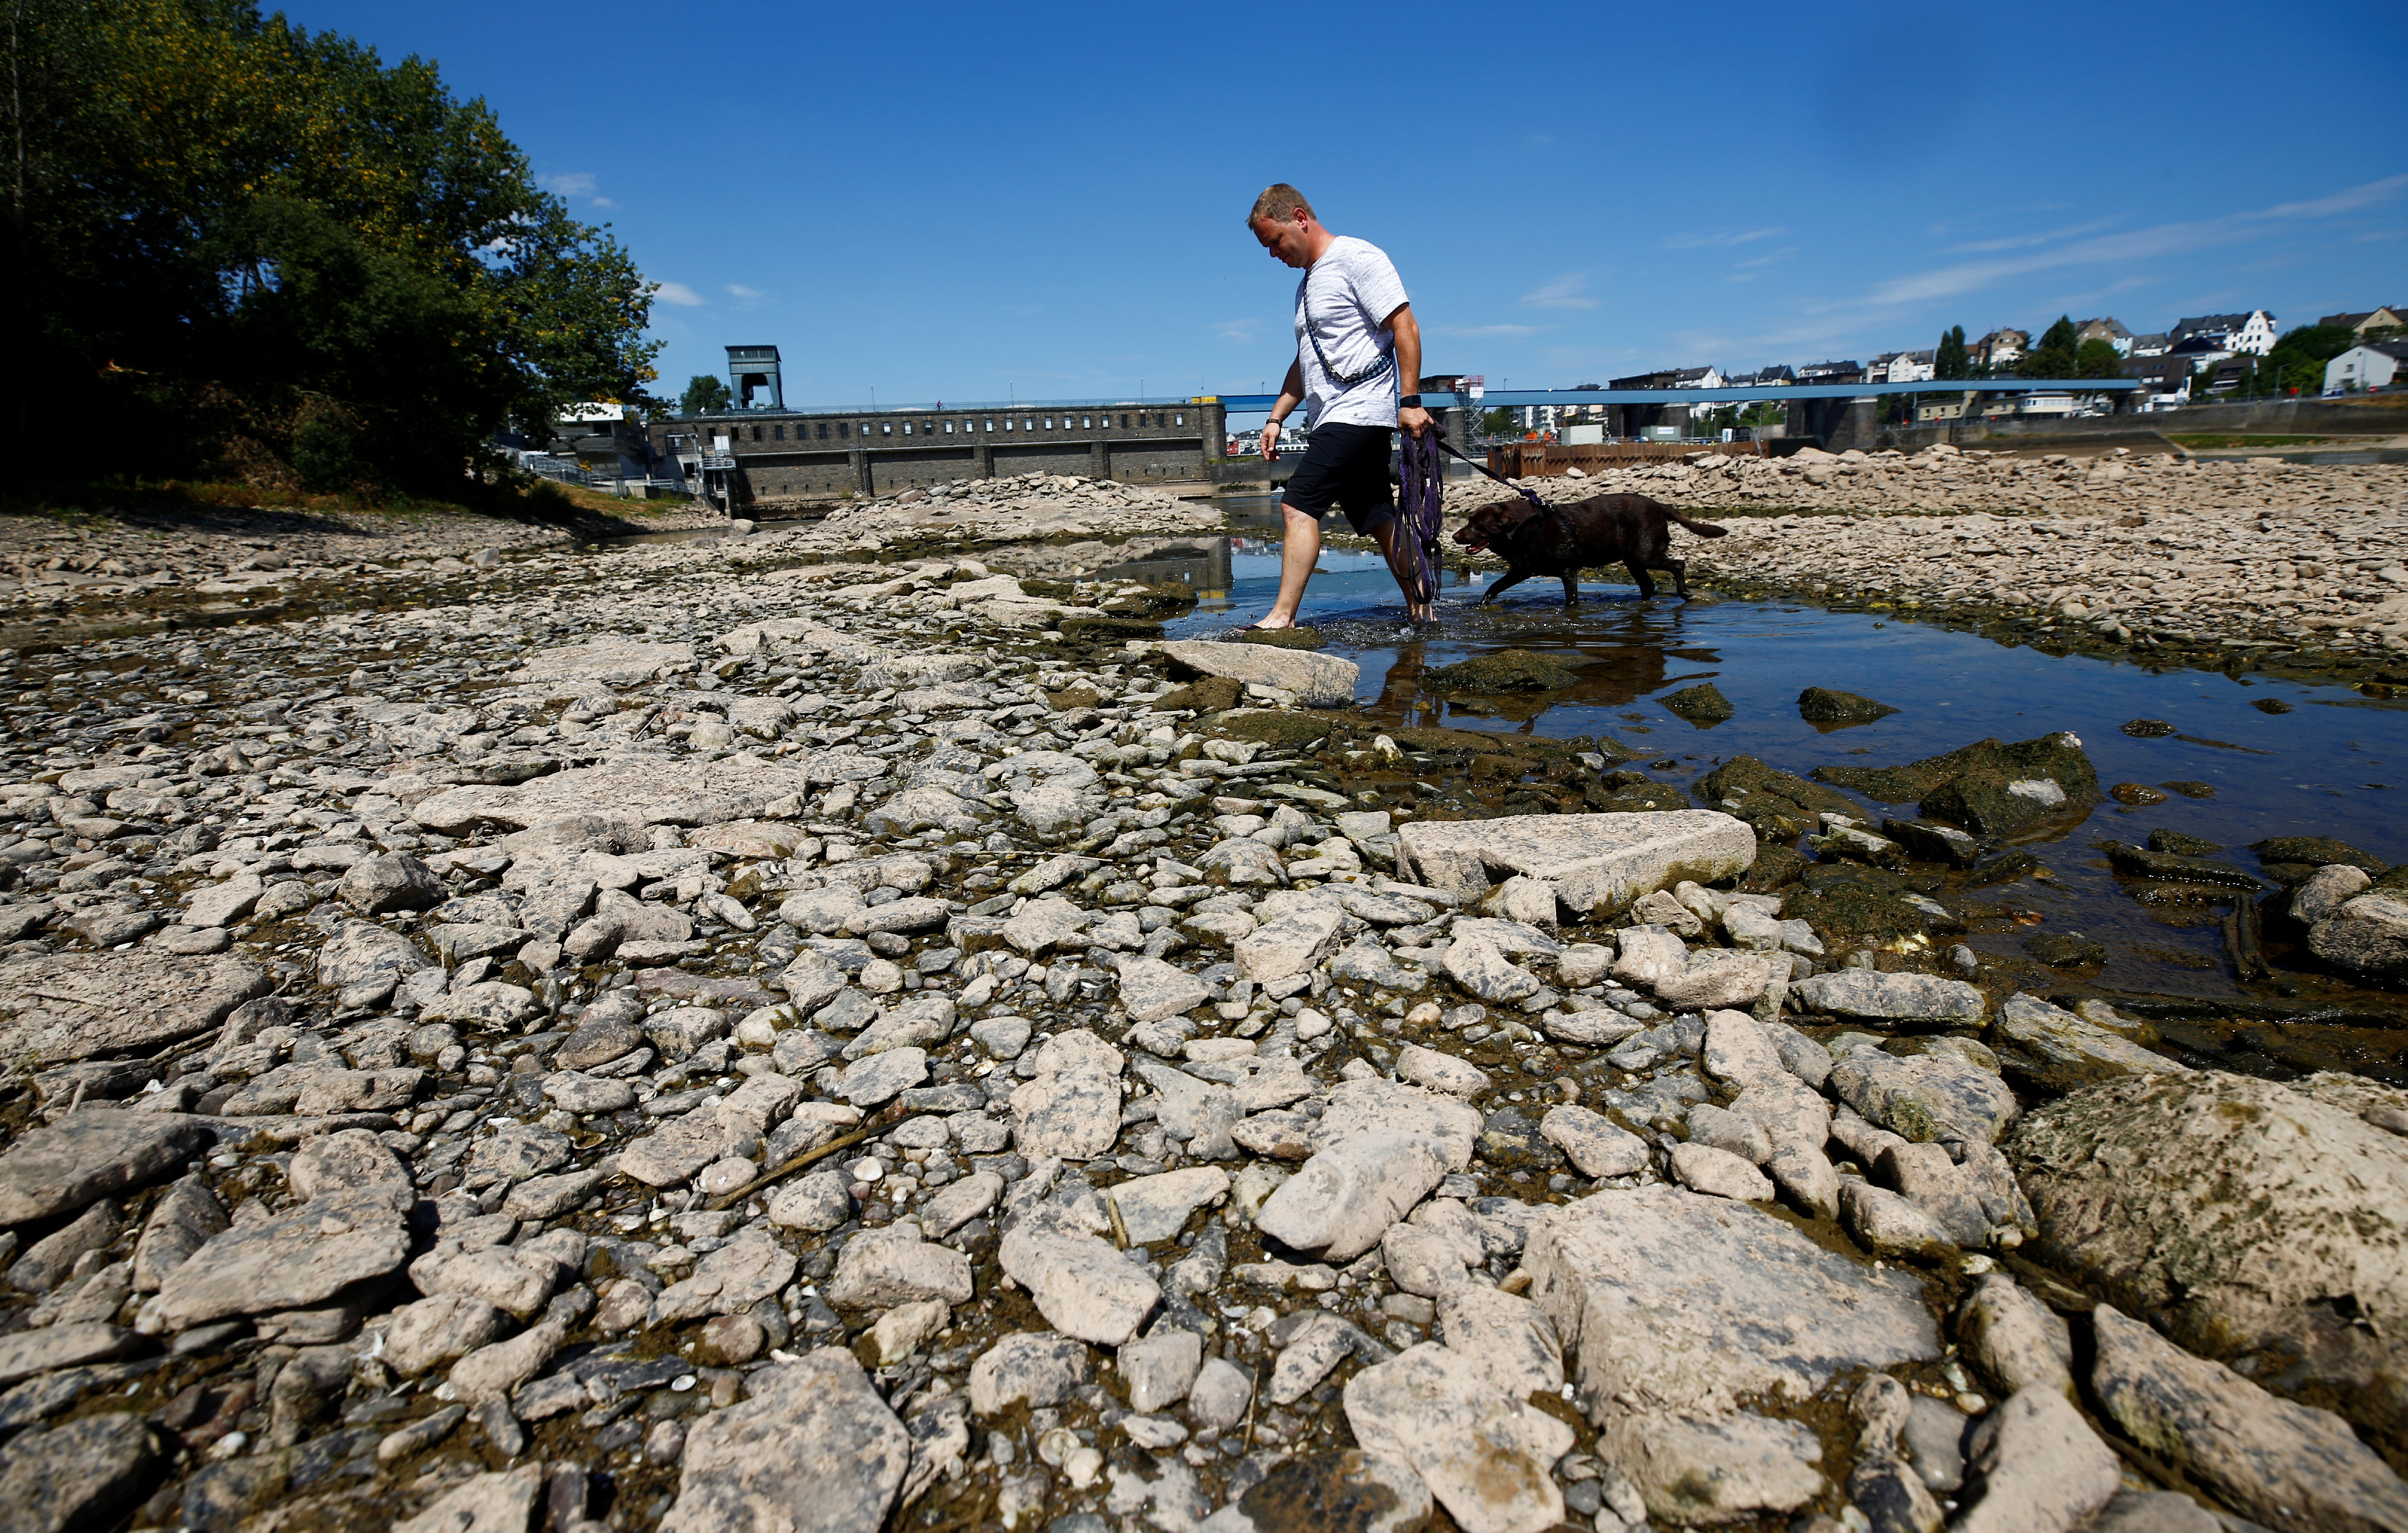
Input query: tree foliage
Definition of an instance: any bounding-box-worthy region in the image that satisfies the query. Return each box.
[2266,324,2356,396]
[2019,316,2081,379]
[1934,325,1970,380]
[681,375,733,416]
[2075,338,2124,378]
[6,0,659,491]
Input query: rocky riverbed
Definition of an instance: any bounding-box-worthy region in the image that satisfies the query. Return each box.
[1463,445,2408,665]
[0,478,2404,1533]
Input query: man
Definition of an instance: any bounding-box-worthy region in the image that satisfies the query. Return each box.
[1246,184,1434,629]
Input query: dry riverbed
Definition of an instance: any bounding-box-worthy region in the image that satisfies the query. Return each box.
[0,471,2402,1532]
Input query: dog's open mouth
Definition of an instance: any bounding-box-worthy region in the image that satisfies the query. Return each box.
[1454,533,1490,554]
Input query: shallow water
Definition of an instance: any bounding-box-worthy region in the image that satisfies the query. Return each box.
[1166,548,2408,1062]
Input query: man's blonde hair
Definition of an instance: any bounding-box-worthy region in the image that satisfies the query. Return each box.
[1247,184,1314,228]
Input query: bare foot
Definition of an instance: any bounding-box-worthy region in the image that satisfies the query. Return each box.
[1245,616,1296,631]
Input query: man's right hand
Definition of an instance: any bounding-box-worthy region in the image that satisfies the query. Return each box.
[1260,420,1282,461]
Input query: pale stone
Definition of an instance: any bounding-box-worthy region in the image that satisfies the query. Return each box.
[1396,811,1753,917]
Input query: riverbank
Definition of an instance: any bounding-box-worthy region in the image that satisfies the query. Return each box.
[0,471,2402,1532]
[1451,445,2408,669]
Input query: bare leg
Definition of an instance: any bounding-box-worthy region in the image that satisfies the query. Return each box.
[1370,516,1435,622]
[1255,502,1320,629]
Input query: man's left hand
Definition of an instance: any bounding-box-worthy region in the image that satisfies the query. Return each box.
[1398,405,1433,438]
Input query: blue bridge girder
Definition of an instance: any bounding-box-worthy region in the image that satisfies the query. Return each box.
[1213,378,2138,412]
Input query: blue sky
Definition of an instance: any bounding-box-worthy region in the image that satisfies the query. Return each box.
[297,0,2408,409]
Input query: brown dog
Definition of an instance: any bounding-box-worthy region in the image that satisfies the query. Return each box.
[1452,492,1727,603]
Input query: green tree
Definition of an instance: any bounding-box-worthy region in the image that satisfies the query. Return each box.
[1479,406,1516,438]
[6,0,658,491]
[681,375,733,416]
[2075,338,2124,379]
[2020,317,2081,378]
[2264,324,2356,396]
[1934,325,1970,380]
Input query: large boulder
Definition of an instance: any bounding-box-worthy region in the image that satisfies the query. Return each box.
[2310,892,2408,978]
[411,753,826,836]
[1789,969,1985,1026]
[2010,1070,2408,1455]
[1157,641,1359,709]
[1396,811,1753,918]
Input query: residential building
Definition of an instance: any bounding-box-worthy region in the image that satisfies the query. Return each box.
[1606,366,1722,391]
[2318,307,2407,334]
[2075,317,2133,356]
[1726,365,1794,387]
[2326,342,2408,394]
[1796,359,1864,385]
[2128,332,2171,357]
[1968,330,2027,369]
[2122,352,2197,400]
[1916,394,1970,422]
[2170,311,2277,356]
[1879,350,1937,383]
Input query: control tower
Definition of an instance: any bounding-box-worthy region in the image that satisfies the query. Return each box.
[725,344,784,410]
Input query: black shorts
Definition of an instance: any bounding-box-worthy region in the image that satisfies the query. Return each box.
[1282,422,1395,535]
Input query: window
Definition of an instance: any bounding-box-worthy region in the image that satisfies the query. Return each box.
[1004,418,1013,431]
[1024,418,1034,431]
[818,423,830,440]
[881,422,892,436]
[773,424,785,440]
[902,422,912,436]
[1081,415,1090,429]
[1044,417,1054,430]
[1175,413,1185,425]
[983,418,993,431]
[1120,414,1130,428]
[944,420,954,433]
[751,425,762,442]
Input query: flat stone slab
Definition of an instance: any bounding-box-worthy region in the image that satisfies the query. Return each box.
[149,1188,411,1330]
[1342,1342,1573,1533]
[1790,969,1986,1025]
[1524,1185,1939,1419]
[657,1350,912,1533]
[0,1112,210,1225]
[0,952,270,1065]
[1157,641,1359,709]
[510,638,695,687]
[1397,811,1754,917]
[412,752,836,835]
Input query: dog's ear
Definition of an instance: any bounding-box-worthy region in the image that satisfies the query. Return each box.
[1493,501,1540,529]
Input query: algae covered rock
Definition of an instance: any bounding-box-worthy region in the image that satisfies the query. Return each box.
[1657,682,1734,724]
[1426,648,1580,693]
[1695,755,1856,841]
[1815,731,2098,837]
[2009,1069,2408,1457]
[1797,686,1899,724]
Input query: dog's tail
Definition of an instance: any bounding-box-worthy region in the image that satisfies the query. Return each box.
[1667,506,1728,539]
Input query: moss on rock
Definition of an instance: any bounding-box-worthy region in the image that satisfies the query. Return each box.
[1796,687,1900,724]
[1425,648,1580,693]
[1658,682,1734,724]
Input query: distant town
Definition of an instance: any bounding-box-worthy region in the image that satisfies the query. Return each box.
[1482,304,2405,443]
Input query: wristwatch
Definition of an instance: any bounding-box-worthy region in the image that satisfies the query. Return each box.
[1398,394,1423,408]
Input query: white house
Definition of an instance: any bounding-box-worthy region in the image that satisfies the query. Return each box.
[2228,310,2279,354]
[1886,350,1937,383]
[2325,342,2408,394]
[2172,311,2278,356]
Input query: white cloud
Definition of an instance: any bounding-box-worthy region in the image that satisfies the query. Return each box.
[1664,227,1786,249]
[2354,228,2408,243]
[541,172,597,197]
[726,284,764,299]
[1435,323,1541,339]
[591,197,617,209]
[651,281,705,308]
[1858,173,2408,310]
[1520,274,1598,310]
[1734,247,1796,270]
[1942,217,2121,254]
[1213,319,1262,342]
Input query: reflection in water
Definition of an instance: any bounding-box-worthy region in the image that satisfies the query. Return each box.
[1163,553,2408,1025]
[1095,539,1232,601]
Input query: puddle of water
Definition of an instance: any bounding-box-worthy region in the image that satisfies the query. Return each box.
[1165,556,2408,1054]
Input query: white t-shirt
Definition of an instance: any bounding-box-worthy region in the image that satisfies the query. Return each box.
[1293,235,1409,429]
